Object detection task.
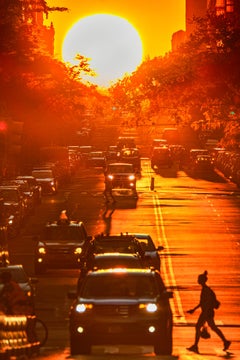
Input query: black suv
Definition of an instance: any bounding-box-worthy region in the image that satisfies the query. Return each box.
[151,147,173,169]
[80,234,145,274]
[68,268,173,355]
[104,162,137,195]
[34,212,91,274]
[118,148,141,173]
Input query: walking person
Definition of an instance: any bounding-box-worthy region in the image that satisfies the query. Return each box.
[187,270,231,354]
[0,270,32,315]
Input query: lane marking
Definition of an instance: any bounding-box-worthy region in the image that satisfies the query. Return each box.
[144,160,186,324]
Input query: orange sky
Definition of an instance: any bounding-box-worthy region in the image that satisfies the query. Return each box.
[45,0,186,60]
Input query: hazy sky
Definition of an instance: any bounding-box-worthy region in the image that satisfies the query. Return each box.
[45,0,186,60]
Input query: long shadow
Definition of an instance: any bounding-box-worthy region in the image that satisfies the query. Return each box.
[185,168,228,183]
[102,206,115,235]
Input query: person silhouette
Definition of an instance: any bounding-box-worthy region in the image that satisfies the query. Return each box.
[187,270,231,354]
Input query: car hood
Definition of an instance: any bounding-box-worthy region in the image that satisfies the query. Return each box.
[35,178,54,182]
[38,240,85,247]
[77,298,158,305]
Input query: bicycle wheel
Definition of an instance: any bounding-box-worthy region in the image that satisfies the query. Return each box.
[35,318,48,347]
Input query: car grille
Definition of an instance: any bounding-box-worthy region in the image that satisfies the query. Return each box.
[47,246,73,255]
[94,304,135,317]
[114,175,129,181]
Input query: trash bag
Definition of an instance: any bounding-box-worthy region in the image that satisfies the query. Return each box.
[200,326,211,339]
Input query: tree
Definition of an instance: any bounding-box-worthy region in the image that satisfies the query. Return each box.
[0,0,67,60]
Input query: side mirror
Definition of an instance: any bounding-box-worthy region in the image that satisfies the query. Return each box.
[157,245,164,251]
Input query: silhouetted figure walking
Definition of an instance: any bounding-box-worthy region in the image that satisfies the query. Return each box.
[187,270,231,354]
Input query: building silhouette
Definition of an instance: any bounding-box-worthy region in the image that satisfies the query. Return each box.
[32,10,55,56]
[172,0,240,51]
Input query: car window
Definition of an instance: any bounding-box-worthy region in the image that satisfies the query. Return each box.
[137,238,155,251]
[0,189,19,202]
[0,268,28,283]
[44,226,86,242]
[93,257,142,269]
[93,239,139,253]
[81,274,159,298]
[32,170,53,178]
[108,165,133,173]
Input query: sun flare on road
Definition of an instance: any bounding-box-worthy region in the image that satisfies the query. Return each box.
[62,14,143,88]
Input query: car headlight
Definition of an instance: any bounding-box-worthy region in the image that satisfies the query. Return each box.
[139,303,158,313]
[38,247,46,254]
[129,175,135,180]
[50,181,55,186]
[107,175,114,180]
[76,303,93,313]
[74,247,82,255]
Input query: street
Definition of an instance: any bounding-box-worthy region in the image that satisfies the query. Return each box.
[8,159,240,359]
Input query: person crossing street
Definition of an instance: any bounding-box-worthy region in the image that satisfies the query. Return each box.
[187,270,231,354]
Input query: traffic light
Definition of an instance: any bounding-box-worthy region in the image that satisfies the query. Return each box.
[8,120,24,155]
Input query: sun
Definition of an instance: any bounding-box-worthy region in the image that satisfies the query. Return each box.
[62,14,143,88]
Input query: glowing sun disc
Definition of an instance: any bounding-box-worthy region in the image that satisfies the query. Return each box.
[62,14,143,87]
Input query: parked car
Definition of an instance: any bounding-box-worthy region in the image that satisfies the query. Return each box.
[33,211,92,274]
[193,154,214,173]
[68,268,173,355]
[0,185,26,225]
[3,179,35,215]
[0,224,9,266]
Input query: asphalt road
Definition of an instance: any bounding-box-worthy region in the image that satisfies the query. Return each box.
[8,159,240,359]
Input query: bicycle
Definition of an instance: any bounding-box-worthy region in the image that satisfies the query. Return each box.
[27,316,48,347]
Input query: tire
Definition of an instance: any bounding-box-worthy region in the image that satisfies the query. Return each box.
[70,336,91,355]
[35,318,48,347]
[34,263,46,275]
[27,318,48,347]
[154,330,173,355]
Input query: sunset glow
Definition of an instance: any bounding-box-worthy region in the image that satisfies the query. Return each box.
[62,14,143,87]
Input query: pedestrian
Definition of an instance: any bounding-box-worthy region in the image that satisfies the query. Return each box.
[0,270,32,315]
[103,183,115,203]
[187,270,231,354]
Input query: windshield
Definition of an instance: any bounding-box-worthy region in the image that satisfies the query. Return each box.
[0,189,19,202]
[81,274,160,298]
[43,226,85,242]
[108,164,133,173]
[94,257,142,269]
[0,267,28,284]
[32,170,53,178]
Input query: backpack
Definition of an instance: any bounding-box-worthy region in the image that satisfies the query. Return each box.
[211,288,221,309]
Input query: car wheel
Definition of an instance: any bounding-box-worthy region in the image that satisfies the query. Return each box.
[34,263,46,275]
[70,336,91,355]
[154,331,172,355]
